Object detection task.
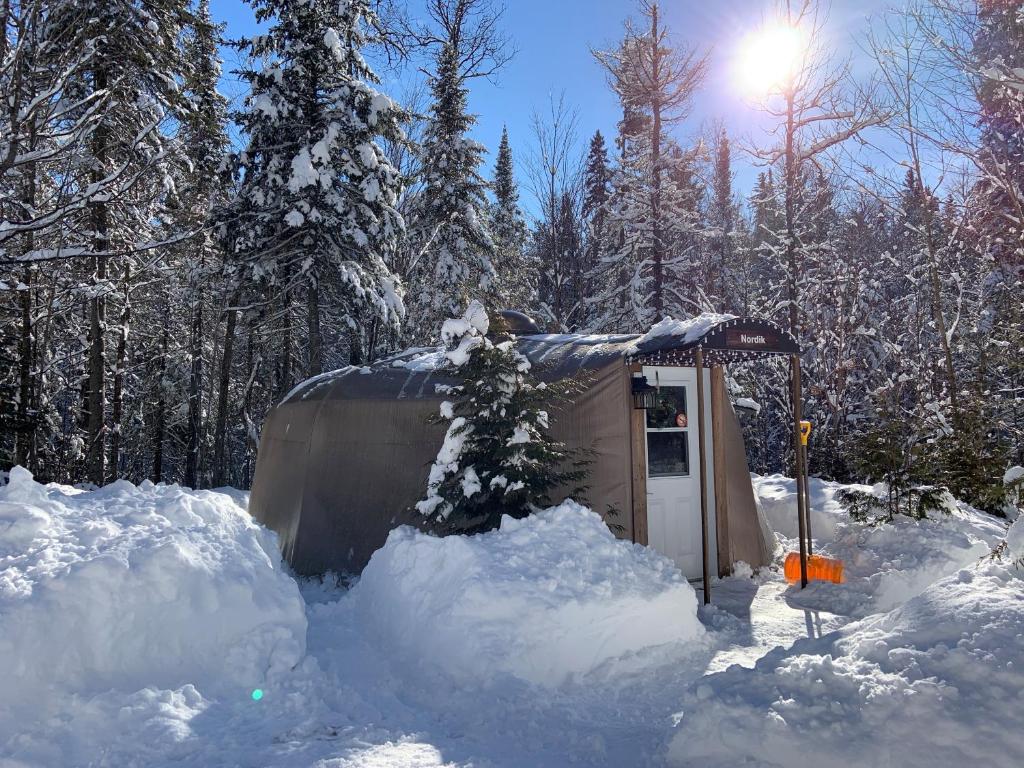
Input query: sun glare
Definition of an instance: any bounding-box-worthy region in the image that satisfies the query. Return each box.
[737,24,807,96]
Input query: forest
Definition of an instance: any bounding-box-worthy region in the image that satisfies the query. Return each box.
[0,0,1021,515]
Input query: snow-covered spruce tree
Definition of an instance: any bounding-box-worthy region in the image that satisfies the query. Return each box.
[222,0,406,379]
[707,126,740,314]
[490,126,534,312]
[970,1,1024,470]
[404,36,497,343]
[416,301,588,534]
[579,130,612,329]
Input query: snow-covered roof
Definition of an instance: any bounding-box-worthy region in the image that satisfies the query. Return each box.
[280,314,800,404]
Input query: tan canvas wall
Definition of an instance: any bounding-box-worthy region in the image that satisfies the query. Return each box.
[249,384,444,575]
[292,396,441,574]
[545,361,634,541]
[248,397,321,567]
[710,370,772,573]
[250,358,770,578]
[249,361,635,575]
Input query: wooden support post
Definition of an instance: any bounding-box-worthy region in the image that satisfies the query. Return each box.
[695,347,711,605]
[802,442,813,557]
[791,354,808,588]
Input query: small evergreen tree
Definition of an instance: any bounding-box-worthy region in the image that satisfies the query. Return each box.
[490,126,534,311]
[416,301,587,533]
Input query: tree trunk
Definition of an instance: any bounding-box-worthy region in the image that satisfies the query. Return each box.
[109,261,130,479]
[649,3,664,319]
[184,272,204,487]
[86,61,109,486]
[784,88,799,341]
[16,267,33,468]
[213,289,240,487]
[152,308,169,483]
[15,110,38,469]
[307,277,322,376]
[278,286,292,398]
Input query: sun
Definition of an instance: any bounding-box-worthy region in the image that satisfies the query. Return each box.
[736,24,807,96]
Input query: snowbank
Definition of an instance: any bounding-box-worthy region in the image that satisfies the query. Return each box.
[753,473,854,542]
[352,500,704,687]
[754,473,1006,615]
[0,467,306,729]
[666,559,1024,768]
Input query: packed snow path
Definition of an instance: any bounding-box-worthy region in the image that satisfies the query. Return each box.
[0,468,1020,767]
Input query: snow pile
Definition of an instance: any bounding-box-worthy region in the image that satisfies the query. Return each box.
[0,468,306,729]
[353,500,704,687]
[1007,515,1024,561]
[629,313,735,351]
[666,559,1024,768]
[754,473,1006,616]
[754,473,854,542]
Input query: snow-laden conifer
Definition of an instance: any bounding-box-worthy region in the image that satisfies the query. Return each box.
[416,301,587,533]
[222,0,407,370]
[404,39,497,342]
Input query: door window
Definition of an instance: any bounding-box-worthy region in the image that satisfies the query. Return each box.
[645,387,687,429]
[646,385,690,477]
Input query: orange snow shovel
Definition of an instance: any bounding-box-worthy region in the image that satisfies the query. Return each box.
[784,551,844,584]
[785,420,845,585]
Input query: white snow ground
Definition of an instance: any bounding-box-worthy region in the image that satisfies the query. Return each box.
[0,467,1020,767]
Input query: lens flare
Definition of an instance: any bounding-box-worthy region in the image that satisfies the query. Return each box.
[736,23,807,95]
[251,688,264,701]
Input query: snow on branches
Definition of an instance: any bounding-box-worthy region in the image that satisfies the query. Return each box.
[416,301,587,533]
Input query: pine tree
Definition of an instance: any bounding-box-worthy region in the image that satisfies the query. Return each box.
[490,126,533,311]
[580,130,612,329]
[973,0,1024,275]
[405,48,496,342]
[221,0,407,375]
[417,301,587,533]
[708,127,738,313]
[535,191,585,330]
[44,0,195,483]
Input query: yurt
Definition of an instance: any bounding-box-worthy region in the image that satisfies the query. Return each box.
[249,313,802,598]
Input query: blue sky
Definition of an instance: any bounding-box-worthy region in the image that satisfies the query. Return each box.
[210,0,893,216]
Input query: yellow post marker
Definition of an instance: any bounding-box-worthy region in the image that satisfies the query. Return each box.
[799,420,811,446]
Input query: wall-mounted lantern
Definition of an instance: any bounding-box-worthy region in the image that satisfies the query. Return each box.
[631,374,659,410]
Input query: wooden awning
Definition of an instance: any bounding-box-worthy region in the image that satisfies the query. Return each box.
[629,317,800,366]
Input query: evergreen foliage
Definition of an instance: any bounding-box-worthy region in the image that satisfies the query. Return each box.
[416,301,588,533]
[490,127,534,311]
[0,0,1022,515]
[221,0,407,373]
[405,39,496,342]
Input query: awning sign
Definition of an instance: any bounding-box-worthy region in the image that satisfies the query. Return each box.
[726,328,779,350]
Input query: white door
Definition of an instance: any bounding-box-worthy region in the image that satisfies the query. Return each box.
[642,366,716,580]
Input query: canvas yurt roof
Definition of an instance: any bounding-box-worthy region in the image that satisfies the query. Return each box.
[278,313,800,406]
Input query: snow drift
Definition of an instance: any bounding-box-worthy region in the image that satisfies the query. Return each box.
[0,467,306,729]
[352,500,704,687]
[666,557,1024,768]
[754,473,1006,616]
